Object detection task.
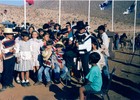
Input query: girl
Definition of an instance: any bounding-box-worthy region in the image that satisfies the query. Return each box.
[16,31,33,87]
[30,31,42,81]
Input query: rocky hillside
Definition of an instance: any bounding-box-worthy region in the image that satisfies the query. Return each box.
[34,0,140,25]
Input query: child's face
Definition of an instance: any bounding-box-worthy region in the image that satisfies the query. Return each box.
[92,44,97,50]
[39,31,44,36]
[32,32,38,38]
[23,36,29,41]
[46,45,52,49]
[56,47,62,52]
[6,34,13,39]
[43,35,50,41]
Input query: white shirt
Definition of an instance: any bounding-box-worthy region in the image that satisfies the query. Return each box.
[78,35,92,54]
[101,32,109,49]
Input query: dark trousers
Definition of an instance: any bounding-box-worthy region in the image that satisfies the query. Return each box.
[2,57,15,86]
[80,52,90,77]
[63,50,77,70]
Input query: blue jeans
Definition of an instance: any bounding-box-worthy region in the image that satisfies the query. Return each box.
[37,66,51,82]
[103,55,110,79]
[53,63,68,80]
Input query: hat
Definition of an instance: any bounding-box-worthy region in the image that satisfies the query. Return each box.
[55,41,65,48]
[3,28,15,34]
[73,21,88,30]
[61,28,68,34]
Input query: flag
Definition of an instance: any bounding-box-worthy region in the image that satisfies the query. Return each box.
[26,0,34,5]
[123,1,136,15]
[99,0,112,10]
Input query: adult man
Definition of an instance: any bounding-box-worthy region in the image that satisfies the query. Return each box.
[74,21,92,77]
[97,25,110,79]
[0,28,17,92]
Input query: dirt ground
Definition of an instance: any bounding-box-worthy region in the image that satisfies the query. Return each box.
[0,48,140,100]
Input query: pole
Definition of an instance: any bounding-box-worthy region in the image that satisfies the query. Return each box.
[88,0,90,31]
[112,0,114,31]
[133,0,137,52]
[24,0,26,29]
[59,0,61,25]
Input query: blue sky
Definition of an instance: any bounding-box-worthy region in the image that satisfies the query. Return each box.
[0,0,23,6]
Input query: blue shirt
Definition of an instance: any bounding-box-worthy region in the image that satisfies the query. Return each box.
[86,65,102,91]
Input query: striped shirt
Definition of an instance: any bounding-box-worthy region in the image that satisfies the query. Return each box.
[1,38,17,60]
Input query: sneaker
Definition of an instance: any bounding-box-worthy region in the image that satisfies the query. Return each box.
[26,82,31,87]
[45,81,52,87]
[8,84,15,88]
[34,81,42,86]
[21,82,27,87]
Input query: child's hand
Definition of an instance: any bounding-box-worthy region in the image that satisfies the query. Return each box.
[0,54,3,60]
[59,63,63,69]
[51,65,55,69]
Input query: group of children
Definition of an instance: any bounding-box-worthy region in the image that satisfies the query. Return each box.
[0,21,110,100]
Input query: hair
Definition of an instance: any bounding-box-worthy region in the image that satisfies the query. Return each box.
[89,52,100,64]
[28,26,35,33]
[97,25,105,32]
[54,23,60,30]
[46,39,53,46]
[21,31,29,37]
[66,22,71,27]
[91,37,99,49]
[43,31,50,37]
[37,28,44,33]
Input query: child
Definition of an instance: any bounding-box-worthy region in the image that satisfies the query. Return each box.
[30,31,42,76]
[0,28,17,92]
[79,52,102,100]
[91,37,105,71]
[34,40,53,87]
[53,42,70,83]
[16,31,33,87]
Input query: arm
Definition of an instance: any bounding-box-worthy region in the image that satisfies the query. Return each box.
[78,36,92,52]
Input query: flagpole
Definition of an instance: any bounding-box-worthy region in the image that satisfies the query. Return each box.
[133,0,137,52]
[112,0,114,31]
[24,0,26,29]
[88,0,90,31]
[59,0,61,25]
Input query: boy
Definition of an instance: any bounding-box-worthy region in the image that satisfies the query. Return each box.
[53,42,70,83]
[79,52,102,100]
[34,39,53,87]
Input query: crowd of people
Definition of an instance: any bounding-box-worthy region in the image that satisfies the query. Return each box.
[0,20,111,99]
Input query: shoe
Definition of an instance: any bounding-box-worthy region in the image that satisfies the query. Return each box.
[34,81,42,86]
[45,81,52,87]
[21,82,27,87]
[16,78,21,84]
[8,84,15,88]
[0,86,7,92]
[26,82,31,87]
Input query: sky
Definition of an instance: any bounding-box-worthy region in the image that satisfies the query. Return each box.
[0,0,24,6]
